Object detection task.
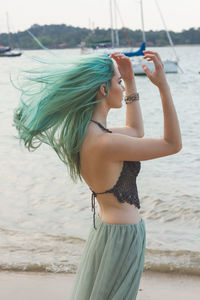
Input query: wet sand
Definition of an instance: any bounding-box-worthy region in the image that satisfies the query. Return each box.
[0,270,199,300]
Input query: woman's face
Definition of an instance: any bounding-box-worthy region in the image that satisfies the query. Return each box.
[106,66,125,108]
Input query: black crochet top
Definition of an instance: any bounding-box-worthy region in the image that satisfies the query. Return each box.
[90,120,141,230]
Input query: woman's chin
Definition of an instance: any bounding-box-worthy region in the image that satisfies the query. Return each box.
[113,104,122,109]
[110,101,123,109]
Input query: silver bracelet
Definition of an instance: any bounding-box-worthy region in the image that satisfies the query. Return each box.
[124,92,139,104]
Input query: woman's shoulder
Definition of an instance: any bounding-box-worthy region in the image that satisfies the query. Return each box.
[82,124,112,156]
[80,133,122,188]
[91,131,181,162]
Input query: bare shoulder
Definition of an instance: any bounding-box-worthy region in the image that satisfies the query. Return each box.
[96,132,182,162]
[108,126,144,137]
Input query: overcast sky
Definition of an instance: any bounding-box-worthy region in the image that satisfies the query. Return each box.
[0,0,199,34]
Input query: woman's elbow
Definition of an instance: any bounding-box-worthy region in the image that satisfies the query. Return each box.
[138,132,144,138]
[173,143,182,153]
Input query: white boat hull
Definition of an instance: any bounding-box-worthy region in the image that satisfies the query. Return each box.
[81,48,179,75]
[132,60,178,75]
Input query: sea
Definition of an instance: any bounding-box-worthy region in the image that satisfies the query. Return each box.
[0,46,200,276]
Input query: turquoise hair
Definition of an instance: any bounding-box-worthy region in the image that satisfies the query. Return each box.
[13,53,115,183]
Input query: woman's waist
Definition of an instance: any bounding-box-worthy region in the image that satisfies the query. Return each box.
[98,205,141,225]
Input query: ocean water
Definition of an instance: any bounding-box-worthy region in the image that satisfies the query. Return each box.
[0,46,200,275]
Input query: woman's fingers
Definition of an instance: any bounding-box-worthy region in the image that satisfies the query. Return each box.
[143,54,159,68]
[143,50,160,57]
[110,52,123,58]
[142,64,151,77]
[143,53,159,61]
[111,53,132,67]
[142,51,167,86]
[143,51,163,64]
[110,52,120,58]
[110,53,128,60]
[143,50,161,60]
[111,52,134,80]
[143,53,164,70]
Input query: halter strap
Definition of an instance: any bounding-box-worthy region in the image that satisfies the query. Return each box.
[90,119,112,133]
[91,191,97,230]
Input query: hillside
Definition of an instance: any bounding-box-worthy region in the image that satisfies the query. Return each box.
[0,24,200,49]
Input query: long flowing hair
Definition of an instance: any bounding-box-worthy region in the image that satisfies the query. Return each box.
[13,53,115,183]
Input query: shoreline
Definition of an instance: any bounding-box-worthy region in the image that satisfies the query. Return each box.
[0,270,199,300]
[20,44,200,51]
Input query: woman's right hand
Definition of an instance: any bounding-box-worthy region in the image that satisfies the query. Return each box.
[142,50,168,89]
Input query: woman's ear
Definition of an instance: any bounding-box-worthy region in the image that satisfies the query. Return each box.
[99,83,107,97]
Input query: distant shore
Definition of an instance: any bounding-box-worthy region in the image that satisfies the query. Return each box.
[17,43,200,51]
[1,24,200,50]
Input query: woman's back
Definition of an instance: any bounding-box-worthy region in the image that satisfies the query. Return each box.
[80,120,142,226]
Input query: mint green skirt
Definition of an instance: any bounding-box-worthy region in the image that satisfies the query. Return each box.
[69,214,146,300]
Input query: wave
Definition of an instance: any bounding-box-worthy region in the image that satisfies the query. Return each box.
[0,248,199,276]
[0,263,76,274]
[144,248,200,276]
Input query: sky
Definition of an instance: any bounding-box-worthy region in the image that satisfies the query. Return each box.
[0,0,199,34]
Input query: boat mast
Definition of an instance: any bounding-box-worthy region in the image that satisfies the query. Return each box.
[6,12,13,49]
[110,0,115,48]
[154,0,179,62]
[115,1,133,48]
[140,0,146,43]
[114,0,119,47]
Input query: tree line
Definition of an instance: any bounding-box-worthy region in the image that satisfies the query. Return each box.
[0,24,200,49]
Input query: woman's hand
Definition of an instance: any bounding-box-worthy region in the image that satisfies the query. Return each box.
[110,52,134,82]
[142,50,168,89]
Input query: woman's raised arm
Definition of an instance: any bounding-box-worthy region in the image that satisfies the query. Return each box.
[110,53,144,137]
[97,51,182,162]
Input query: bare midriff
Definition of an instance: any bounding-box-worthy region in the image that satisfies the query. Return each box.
[96,194,142,225]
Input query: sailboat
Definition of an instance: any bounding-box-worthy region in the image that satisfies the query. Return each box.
[0,46,11,53]
[0,12,22,58]
[0,49,22,57]
[0,48,22,57]
[81,0,179,74]
[120,0,179,74]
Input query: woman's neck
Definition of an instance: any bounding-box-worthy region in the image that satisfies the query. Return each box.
[91,102,110,127]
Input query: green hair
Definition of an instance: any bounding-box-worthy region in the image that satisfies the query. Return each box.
[13,53,115,183]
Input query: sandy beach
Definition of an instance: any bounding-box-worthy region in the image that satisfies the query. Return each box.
[0,270,199,300]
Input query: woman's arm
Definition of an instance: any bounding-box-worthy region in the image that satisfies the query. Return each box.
[124,78,144,137]
[142,50,182,148]
[110,53,144,137]
[108,78,144,137]
[97,51,182,162]
[158,83,182,147]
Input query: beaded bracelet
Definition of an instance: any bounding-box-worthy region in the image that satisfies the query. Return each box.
[124,92,139,104]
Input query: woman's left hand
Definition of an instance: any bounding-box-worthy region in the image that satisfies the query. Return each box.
[110,52,134,81]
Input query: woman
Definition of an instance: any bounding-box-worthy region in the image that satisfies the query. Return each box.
[13,51,182,300]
